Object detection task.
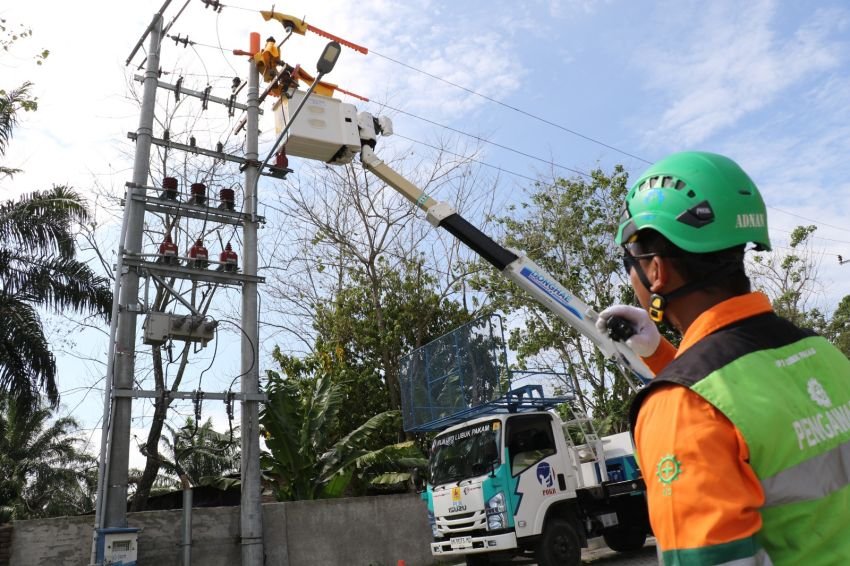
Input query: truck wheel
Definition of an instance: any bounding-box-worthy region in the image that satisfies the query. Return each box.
[464,553,490,566]
[602,526,647,552]
[535,519,580,566]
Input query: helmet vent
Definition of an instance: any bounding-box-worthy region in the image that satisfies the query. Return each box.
[640,176,688,191]
[739,189,752,195]
[687,189,696,198]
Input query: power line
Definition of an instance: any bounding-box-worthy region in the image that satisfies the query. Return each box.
[367,54,850,241]
[162,5,848,244]
[393,133,540,184]
[767,206,850,234]
[384,106,850,242]
[770,225,850,245]
[394,138,850,246]
[370,49,653,165]
[377,103,591,178]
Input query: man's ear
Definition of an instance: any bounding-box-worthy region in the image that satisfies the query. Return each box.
[648,255,670,293]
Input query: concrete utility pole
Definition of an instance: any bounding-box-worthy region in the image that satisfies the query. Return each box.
[240,50,265,566]
[93,12,282,564]
[103,13,163,529]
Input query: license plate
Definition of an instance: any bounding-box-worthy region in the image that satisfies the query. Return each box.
[598,512,619,527]
[450,536,472,549]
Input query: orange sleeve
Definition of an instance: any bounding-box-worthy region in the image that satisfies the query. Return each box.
[643,337,677,375]
[635,384,764,552]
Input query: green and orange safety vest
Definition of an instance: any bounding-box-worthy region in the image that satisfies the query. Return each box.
[631,292,850,565]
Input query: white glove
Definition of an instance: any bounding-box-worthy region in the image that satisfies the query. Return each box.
[595,305,661,357]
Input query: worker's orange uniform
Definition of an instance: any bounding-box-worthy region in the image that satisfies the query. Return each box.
[635,293,773,560]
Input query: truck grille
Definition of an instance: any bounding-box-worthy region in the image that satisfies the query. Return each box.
[436,509,487,534]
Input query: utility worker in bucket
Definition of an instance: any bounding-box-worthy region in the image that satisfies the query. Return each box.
[595,151,850,565]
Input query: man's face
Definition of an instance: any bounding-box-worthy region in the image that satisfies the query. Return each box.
[622,242,656,309]
[629,257,653,310]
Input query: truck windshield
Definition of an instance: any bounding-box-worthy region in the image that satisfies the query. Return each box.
[430,420,501,485]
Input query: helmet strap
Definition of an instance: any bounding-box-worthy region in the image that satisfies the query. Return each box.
[634,260,742,325]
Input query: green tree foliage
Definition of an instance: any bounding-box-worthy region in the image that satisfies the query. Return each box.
[260,257,472,499]
[319,257,474,409]
[0,187,112,409]
[149,417,240,489]
[1,29,109,410]
[270,343,389,447]
[0,396,96,521]
[0,83,33,178]
[470,167,635,431]
[264,147,490,415]
[280,256,476,437]
[0,19,49,65]
[750,225,825,330]
[2,19,49,178]
[260,371,425,501]
[824,295,850,357]
[748,226,850,360]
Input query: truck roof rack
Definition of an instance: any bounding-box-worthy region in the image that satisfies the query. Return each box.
[407,384,573,433]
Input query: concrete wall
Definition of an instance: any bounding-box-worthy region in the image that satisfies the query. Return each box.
[9,494,442,566]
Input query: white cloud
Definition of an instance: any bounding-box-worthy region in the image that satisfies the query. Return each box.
[545,0,612,18]
[635,0,845,146]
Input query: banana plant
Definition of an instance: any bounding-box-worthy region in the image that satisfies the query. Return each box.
[260,371,426,501]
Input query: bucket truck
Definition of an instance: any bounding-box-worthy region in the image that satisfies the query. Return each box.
[271,92,654,566]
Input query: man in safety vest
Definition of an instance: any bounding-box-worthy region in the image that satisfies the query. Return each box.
[595,151,850,565]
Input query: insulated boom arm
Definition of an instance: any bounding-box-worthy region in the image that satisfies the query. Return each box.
[359,144,652,388]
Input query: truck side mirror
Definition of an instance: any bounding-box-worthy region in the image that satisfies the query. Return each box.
[412,468,426,493]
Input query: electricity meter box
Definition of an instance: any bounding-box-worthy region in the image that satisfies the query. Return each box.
[95,527,139,566]
[273,90,361,164]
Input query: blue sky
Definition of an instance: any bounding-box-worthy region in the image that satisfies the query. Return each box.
[3,0,850,462]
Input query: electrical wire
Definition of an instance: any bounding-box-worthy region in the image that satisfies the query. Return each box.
[165,4,848,238]
[382,114,850,243]
[769,225,850,245]
[364,51,850,239]
[370,49,652,165]
[393,133,539,184]
[216,318,257,391]
[767,206,850,234]
[147,3,850,241]
[377,108,850,242]
[214,7,240,79]
[377,103,591,178]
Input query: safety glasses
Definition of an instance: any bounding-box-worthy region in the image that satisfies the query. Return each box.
[621,247,656,275]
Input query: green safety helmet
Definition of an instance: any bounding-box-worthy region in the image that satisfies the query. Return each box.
[616,151,771,253]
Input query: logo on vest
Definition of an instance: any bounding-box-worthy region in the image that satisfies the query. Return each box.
[793,378,850,450]
[808,378,831,408]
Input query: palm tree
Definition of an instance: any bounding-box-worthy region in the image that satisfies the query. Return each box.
[0,395,97,521]
[156,417,241,488]
[0,82,32,180]
[0,187,112,409]
[1,77,112,410]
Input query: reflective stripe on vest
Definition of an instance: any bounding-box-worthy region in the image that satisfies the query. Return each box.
[760,439,850,507]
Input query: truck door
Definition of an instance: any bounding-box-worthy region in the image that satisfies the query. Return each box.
[506,414,559,538]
